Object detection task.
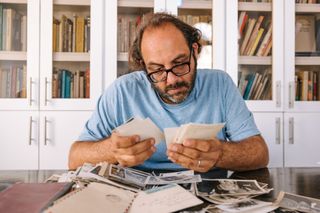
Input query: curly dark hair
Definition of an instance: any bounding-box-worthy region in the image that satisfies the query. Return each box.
[129,12,202,71]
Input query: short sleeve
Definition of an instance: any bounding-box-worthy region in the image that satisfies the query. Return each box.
[77,87,118,141]
[223,74,260,141]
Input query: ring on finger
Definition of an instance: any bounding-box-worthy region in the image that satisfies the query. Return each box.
[197,160,201,167]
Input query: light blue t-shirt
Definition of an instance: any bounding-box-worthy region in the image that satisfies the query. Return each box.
[78,69,260,171]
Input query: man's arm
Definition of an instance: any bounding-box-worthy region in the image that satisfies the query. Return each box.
[68,138,116,170]
[167,135,269,172]
[68,133,156,170]
[216,135,269,171]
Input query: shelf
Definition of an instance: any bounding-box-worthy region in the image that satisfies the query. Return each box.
[0,51,27,61]
[178,0,211,9]
[296,3,320,13]
[53,52,90,62]
[118,0,154,8]
[295,56,320,65]
[0,0,27,4]
[118,52,128,62]
[53,0,90,6]
[239,56,272,65]
[238,2,272,12]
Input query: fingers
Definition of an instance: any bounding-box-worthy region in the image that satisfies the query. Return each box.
[168,152,214,172]
[110,133,156,167]
[116,138,155,155]
[182,138,220,152]
[111,132,140,148]
[117,147,155,167]
[167,139,222,172]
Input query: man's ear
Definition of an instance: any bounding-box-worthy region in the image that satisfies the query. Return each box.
[192,43,199,59]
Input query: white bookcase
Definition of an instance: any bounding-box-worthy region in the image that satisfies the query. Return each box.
[225,0,320,167]
[1,0,319,170]
[0,0,104,170]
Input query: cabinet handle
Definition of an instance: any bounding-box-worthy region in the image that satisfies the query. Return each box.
[289,117,294,144]
[29,116,33,145]
[44,77,48,106]
[44,116,48,145]
[289,82,295,108]
[29,77,33,106]
[276,81,281,107]
[275,117,280,144]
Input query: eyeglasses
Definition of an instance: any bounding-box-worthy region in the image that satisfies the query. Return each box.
[147,50,193,83]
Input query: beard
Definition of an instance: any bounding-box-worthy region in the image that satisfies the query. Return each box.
[152,70,196,104]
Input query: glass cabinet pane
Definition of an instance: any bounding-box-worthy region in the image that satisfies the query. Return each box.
[238,0,272,101]
[178,0,213,69]
[52,2,90,99]
[295,1,320,102]
[0,2,27,99]
[117,0,153,77]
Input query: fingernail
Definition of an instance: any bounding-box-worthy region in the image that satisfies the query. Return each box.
[135,136,140,142]
[151,146,156,152]
[151,139,155,145]
[184,140,191,146]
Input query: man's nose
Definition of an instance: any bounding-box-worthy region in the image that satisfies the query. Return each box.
[166,71,180,84]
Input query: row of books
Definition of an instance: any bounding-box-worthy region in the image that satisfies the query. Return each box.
[296,0,319,3]
[118,14,140,53]
[239,0,272,2]
[53,14,90,53]
[117,14,212,53]
[0,65,27,98]
[295,15,320,54]
[178,15,211,29]
[295,70,320,101]
[0,5,27,51]
[238,12,272,56]
[238,69,272,100]
[52,68,90,99]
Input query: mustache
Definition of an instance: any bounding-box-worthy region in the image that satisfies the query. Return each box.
[165,81,189,92]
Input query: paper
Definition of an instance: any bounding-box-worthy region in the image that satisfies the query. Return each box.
[115,117,164,145]
[165,123,225,147]
[129,184,203,213]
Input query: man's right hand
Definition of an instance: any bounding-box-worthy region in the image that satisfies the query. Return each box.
[108,132,156,167]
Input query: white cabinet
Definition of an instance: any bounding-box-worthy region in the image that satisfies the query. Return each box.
[39,111,92,169]
[0,111,91,170]
[0,111,39,170]
[284,113,320,167]
[226,0,284,112]
[253,113,283,168]
[0,0,103,170]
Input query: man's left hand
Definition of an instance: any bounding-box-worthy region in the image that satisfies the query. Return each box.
[166,138,222,172]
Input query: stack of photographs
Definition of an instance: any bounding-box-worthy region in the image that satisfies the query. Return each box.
[196,179,273,205]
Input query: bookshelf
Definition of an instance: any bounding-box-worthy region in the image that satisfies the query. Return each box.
[0,0,104,170]
[283,0,320,167]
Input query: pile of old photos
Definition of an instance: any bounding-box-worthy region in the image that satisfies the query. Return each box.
[46,163,320,213]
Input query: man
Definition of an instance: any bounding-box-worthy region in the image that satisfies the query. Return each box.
[69,13,269,174]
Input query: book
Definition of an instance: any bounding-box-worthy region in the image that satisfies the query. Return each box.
[295,15,316,53]
[240,18,256,55]
[244,15,264,55]
[0,182,72,213]
[44,182,136,213]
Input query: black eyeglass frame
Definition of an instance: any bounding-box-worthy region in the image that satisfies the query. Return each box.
[147,49,193,83]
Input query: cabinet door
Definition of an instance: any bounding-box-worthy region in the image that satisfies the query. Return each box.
[40,0,103,110]
[284,113,320,167]
[0,111,38,170]
[284,0,320,112]
[39,111,92,169]
[253,112,283,168]
[226,0,284,112]
[0,0,39,110]
[165,0,225,70]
